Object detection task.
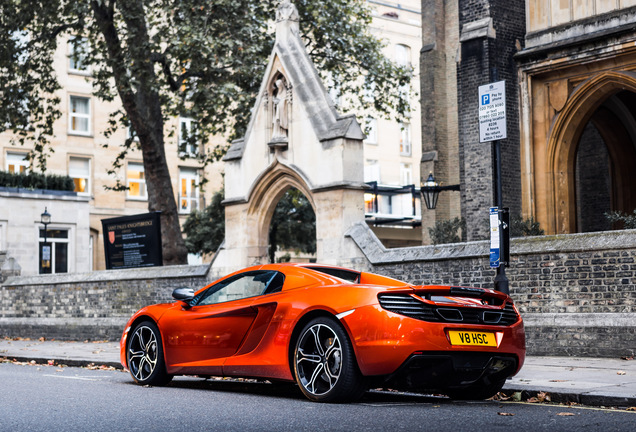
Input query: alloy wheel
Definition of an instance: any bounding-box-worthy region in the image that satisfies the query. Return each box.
[295,323,343,396]
[128,325,158,382]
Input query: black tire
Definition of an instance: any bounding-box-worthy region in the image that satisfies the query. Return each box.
[446,378,506,400]
[126,320,173,386]
[293,316,366,403]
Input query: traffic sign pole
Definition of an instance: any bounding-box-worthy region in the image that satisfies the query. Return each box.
[479,80,510,295]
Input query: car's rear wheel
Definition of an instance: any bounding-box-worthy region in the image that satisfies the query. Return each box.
[127,321,172,386]
[293,316,366,403]
[446,378,506,400]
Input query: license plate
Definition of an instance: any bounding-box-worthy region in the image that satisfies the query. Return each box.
[448,330,496,346]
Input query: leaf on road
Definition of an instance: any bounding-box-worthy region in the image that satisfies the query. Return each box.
[617,371,626,375]
[549,379,568,382]
[557,412,575,416]
[498,412,515,416]
[626,407,636,411]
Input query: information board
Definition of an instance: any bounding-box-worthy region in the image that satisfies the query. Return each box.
[101,212,163,270]
[478,80,507,143]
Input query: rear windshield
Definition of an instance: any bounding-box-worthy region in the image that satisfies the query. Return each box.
[304,266,360,283]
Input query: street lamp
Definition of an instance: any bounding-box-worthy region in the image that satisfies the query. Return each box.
[420,172,460,210]
[40,207,51,271]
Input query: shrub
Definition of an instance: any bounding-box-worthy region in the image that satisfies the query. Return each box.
[605,210,636,230]
[510,215,544,237]
[0,170,74,191]
[428,217,465,245]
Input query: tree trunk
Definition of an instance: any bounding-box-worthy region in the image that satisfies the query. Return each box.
[92,0,187,265]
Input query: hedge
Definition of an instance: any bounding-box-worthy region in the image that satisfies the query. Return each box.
[0,170,75,192]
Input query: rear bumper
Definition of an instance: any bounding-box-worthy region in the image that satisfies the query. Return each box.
[340,304,526,377]
[382,351,518,392]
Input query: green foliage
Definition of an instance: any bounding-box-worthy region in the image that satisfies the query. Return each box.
[605,210,636,230]
[182,189,225,255]
[0,170,74,191]
[428,217,465,245]
[510,215,544,237]
[269,188,316,263]
[0,0,412,171]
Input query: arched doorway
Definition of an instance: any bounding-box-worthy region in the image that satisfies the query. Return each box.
[268,187,316,263]
[547,72,636,233]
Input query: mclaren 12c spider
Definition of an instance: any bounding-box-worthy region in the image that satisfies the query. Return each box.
[120,263,525,402]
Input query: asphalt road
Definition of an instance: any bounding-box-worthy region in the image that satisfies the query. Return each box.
[1,362,633,432]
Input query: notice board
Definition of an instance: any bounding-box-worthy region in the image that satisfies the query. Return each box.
[101,212,163,269]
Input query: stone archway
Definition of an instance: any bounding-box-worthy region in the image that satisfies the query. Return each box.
[246,161,316,264]
[546,71,636,233]
[212,1,366,275]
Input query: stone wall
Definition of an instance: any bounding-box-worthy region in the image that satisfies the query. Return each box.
[346,222,636,357]
[0,264,212,341]
[2,224,635,358]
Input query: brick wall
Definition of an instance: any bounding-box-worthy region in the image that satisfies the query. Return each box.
[0,265,213,341]
[3,226,635,358]
[346,222,636,357]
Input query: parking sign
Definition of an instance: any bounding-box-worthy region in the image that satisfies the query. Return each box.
[478,81,506,142]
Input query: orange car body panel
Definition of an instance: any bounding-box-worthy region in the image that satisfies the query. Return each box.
[120,263,526,382]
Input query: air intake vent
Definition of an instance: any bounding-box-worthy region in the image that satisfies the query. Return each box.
[378,293,519,326]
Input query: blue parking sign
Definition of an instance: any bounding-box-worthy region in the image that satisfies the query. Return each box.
[481,94,490,105]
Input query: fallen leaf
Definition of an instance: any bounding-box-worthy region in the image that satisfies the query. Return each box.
[537,391,551,402]
[620,356,634,361]
[557,412,575,416]
[38,337,46,342]
[617,371,626,375]
[512,391,522,402]
[626,407,636,411]
[498,412,515,416]
[527,397,539,403]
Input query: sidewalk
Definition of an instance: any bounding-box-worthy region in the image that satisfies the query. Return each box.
[1,337,634,407]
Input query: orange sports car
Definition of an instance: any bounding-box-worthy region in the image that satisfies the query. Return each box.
[120,263,525,402]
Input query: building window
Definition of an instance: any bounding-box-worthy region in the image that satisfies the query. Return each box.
[364,160,381,183]
[395,44,411,67]
[179,167,199,213]
[69,96,91,135]
[179,117,199,156]
[400,163,413,185]
[127,162,146,199]
[6,152,29,173]
[68,37,89,74]
[69,157,90,195]
[364,117,378,144]
[39,228,69,274]
[399,123,411,156]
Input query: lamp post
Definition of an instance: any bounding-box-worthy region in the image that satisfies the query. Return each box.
[420,172,460,210]
[40,207,51,272]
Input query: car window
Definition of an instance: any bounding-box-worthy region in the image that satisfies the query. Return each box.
[304,266,360,283]
[194,271,283,306]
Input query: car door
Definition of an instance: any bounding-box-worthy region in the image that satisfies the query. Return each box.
[159,270,281,374]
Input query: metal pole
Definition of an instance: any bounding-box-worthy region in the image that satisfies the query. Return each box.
[493,139,509,294]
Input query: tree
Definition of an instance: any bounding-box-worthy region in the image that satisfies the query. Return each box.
[182,189,225,255]
[0,0,412,265]
[268,188,316,263]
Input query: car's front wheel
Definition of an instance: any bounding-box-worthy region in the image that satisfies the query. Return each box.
[293,316,366,402]
[127,321,172,386]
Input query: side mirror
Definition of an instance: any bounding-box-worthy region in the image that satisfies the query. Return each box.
[172,287,195,304]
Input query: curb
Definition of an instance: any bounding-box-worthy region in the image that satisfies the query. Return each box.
[1,355,123,371]
[501,386,636,408]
